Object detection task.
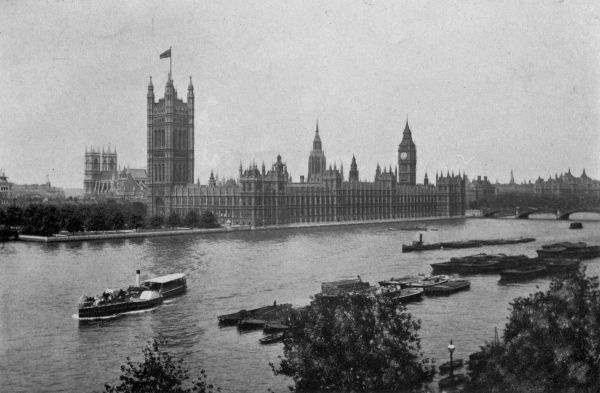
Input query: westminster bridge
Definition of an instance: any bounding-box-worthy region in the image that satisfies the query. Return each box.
[482,208,600,220]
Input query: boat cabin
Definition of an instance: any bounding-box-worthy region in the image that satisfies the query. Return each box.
[142,273,187,298]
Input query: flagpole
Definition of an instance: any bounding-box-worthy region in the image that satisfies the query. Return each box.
[170,46,172,79]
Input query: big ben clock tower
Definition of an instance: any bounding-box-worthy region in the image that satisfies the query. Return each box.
[398,119,417,186]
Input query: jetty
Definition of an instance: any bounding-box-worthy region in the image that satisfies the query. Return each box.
[217,303,293,330]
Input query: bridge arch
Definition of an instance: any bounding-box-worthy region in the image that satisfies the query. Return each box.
[516,209,558,219]
[483,210,514,218]
[558,209,600,220]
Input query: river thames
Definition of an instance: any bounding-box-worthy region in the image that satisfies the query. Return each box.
[2,216,600,392]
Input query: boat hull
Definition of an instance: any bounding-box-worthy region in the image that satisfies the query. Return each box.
[78,297,163,319]
[424,280,470,296]
[537,247,600,260]
[500,267,547,281]
[159,283,186,298]
[218,304,292,326]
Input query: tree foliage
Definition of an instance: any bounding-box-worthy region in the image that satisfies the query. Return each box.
[5,205,24,227]
[0,200,148,236]
[104,338,218,393]
[271,293,433,392]
[167,212,181,228]
[198,211,219,228]
[466,269,600,393]
[149,215,164,229]
[183,210,200,228]
[21,204,60,236]
[110,210,126,230]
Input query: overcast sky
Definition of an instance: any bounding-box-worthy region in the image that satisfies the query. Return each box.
[1,0,599,188]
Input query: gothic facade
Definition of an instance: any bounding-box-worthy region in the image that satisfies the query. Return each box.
[84,147,147,200]
[84,147,117,194]
[534,169,600,198]
[147,75,466,225]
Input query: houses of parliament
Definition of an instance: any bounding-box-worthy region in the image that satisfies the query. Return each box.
[146,72,465,227]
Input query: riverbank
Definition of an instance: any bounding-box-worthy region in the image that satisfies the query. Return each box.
[18,215,460,243]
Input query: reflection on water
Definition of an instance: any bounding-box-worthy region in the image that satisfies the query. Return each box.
[2,217,600,392]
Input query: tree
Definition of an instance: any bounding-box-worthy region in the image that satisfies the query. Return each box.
[130,214,144,231]
[104,337,218,393]
[198,211,219,228]
[65,210,85,234]
[21,204,60,236]
[167,212,181,228]
[466,269,600,393]
[148,215,163,229]
[87,205,109,231]
[110,210,126,230]
[131,202,147,220]
[183,210,200,228]
[271,293,434,391]
[5,205,23,227]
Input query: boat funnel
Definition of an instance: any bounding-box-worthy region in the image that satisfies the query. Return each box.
[419,233,423,243]
[136,270,140,287]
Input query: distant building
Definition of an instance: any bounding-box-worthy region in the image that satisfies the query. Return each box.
[115,168,148,200]
[84,146,147,201]
[0,170,13,206]
[11,177,65,204]
[466,175,495,206]
[494,169,534,195]
[534,169,600,198]
[146,70,466,225]
[84,146,118,195]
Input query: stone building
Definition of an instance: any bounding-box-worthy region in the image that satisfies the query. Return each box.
[466,175,496,206]
[0,170,13,206]
[494,169,534,195]
[147,73,465,225]
[534,169,600,198]
[84,146,118,194]
[84,146,147,200]
[10,177,65,204]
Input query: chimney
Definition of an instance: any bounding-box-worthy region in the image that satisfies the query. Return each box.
[484,176,488,181]
[477,176,481,181]
[300,175,305,183]
[136,269,140,287]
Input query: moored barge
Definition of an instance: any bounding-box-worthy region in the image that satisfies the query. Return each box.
[499,266,547,282]
[536,242,600,260]
[402,236,536,253]
[423,280,470,296]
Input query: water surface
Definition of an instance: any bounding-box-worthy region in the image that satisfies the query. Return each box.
[2,217,600,392]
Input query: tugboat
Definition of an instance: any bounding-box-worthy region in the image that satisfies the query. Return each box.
[78,270,165,319]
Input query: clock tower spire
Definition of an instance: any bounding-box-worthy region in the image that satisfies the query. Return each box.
[397,118,417,186]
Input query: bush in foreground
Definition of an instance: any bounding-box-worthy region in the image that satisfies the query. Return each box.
[271,293,434,391]
[104,338,218,393]
[465,269,600,393]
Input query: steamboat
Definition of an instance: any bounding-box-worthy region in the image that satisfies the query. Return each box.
[78,270,186,319]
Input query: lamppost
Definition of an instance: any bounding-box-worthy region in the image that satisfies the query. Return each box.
[447,340,456,377]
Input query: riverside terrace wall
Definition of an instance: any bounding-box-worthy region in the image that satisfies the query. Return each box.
[18,215,461,243]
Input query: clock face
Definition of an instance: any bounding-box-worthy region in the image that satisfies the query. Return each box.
[400,152,408,160]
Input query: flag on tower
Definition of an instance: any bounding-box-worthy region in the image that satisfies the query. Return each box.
[160,48,171,59]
